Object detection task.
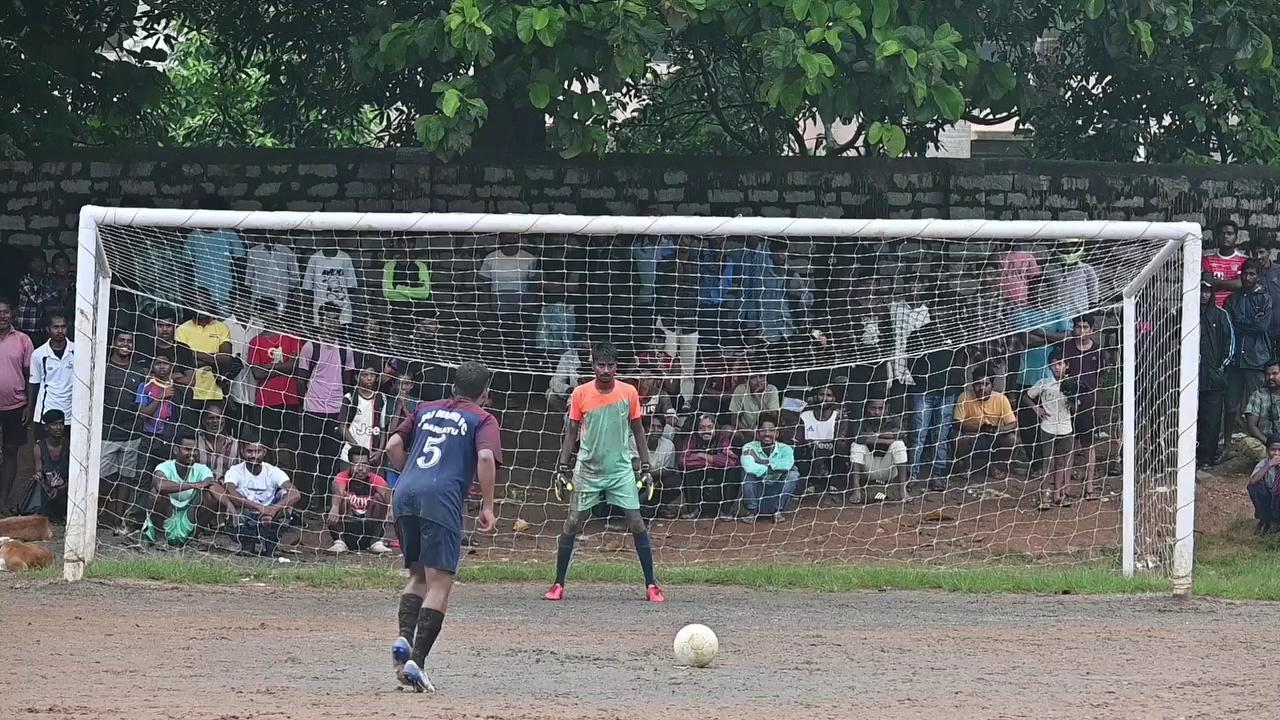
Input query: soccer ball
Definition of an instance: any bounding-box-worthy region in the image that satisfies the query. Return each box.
[673,624,718,668]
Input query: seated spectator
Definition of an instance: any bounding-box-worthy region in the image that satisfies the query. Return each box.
[641,412,680,518]
[851,395,909,503]
[1247,436,1280,536]
[196,403,240,483]
[954,365,1018,479]
[222,433,302,557]
[135,354,192,528]
[678,414,740,519]
[14,409,69,520]
[695,348,748,419]
[637,375,675,419]
[739,418,799,523]
[1243,360,1280,463]
[1024,350,1076,509]
[142,431,223,548]
[342,359,391,469]
[796,385,845,498]
[729,372,781,434]
[325,446,392,555]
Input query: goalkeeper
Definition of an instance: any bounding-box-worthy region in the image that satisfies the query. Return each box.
[544,341,665,603]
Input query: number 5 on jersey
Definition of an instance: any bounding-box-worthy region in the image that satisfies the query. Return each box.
[416,434,446,469]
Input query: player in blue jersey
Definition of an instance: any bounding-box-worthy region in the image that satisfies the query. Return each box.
[384,361,502,693]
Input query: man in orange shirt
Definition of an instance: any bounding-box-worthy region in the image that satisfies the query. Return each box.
[954,364,1017,479]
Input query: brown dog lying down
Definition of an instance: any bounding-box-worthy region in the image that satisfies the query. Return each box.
[0,515,53,542]
[0,537,53,571]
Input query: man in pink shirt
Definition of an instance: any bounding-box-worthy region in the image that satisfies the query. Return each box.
[1204,220,1247,307]
[0,300,34,511]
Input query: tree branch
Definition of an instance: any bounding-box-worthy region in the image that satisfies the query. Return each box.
[964,111,1017,126]
[827,121,865,155]
[690,47,760,154]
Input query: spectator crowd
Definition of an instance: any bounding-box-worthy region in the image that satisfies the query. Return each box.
[9,195,1255,556]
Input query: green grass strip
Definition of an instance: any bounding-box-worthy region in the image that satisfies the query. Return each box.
[21,555,1176,596]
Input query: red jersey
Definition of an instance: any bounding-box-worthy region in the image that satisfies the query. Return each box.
[1203,251,1246,307]
[248,333,303,407]
[333,471,388,515]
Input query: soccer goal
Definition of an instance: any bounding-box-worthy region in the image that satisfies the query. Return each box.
[62,207,1201,594]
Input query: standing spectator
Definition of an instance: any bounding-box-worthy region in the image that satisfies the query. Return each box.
[222,433,301,557]
[1246,436,1280,536]
[303,244,359,326]
[536,280,577,357]
[0,300,32,511]
[739,418,799,522]
[46,252,75,329]
[629,227,674,346]
[1013,281,1071,461]
[888,279,931,389]
[479,235,539,339]
[1247,239,1280,357]
[1060,314,1106,498]
[1197,280,1234,467]
[1243,361,1280,463]
[185,196,245,316]
[1225,260,1274,451]
[101,330,145,531]
[246,233,300,316]
[796,385,845,498]
[993,244,1040,308]
[851,395,909,503]
[248,303,303,454]
[546,340,586,412]
[16,252,54,348]
[1024,350,1075,509]
[695,237,736,348]
[1204,220,1246,307]
[135,306,194,387]
[908,324,967,491]
[297,302,355,510]
[175,288,236,414]
[1042,239,1100,318]
[222,295,264,422]
[325,445,392,555]
[25,311,74,438]
[655,238,704,409]
[729,373,781,434]
[729,236,771,333]
[678,414,739,519]
[381,237,432,317]
[341,360,390,468]
[954,366,1018,479]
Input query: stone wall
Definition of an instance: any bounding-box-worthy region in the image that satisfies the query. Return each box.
[2,148,1278,252]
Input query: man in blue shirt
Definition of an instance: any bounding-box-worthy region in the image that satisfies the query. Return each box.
[384,361,502,693]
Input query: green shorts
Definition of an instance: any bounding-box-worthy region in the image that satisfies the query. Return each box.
[575,472,640,512]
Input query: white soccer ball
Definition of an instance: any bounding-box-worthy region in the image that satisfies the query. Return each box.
[673,624,719,668]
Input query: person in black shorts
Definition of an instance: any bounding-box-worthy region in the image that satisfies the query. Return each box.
[383,361,502,693]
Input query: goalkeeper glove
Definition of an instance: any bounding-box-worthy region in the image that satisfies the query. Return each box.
[636,463,655,502]
[553,463,574,502]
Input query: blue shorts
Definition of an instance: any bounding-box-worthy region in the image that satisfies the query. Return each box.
[396,515,461,574]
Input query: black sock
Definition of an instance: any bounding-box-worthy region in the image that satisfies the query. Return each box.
[633,531,657,586]
[411,608,445,666]
[397,593,424,642]
[554,534,576,585]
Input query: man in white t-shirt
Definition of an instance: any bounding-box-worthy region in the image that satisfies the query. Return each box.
[26,311,74,436]
[222,434,301,556]
[303,247,358,325]
[246,237,300,315]
[1023,349,1075,509]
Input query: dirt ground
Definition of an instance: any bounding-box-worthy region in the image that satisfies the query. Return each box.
[2,580,1277,720]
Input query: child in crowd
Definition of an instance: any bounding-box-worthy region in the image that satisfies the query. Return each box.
[1025,350,1075,509]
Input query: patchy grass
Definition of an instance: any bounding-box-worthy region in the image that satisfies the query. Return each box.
[25,554,1170,596]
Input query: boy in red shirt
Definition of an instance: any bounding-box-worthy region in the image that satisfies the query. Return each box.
[325,445,391,555]
[1203,220,1247,307]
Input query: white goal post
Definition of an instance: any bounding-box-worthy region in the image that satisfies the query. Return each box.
[65,206,1201,594]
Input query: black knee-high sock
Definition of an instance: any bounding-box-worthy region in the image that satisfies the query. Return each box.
[633,530,657,586]
[397,593,424,642]
[554,533,576,585]
[411,608,445,666]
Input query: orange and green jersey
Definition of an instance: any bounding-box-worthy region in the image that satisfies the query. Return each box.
[569,380,642,483]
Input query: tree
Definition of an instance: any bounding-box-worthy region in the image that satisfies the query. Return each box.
[0,1,172,155]
[1015,0,1280,163]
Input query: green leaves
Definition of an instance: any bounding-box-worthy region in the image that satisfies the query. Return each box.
[1083,0,1105,21]
[868,121,907,156]
[931,84,965,121]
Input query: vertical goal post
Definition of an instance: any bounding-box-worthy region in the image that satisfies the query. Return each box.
[66,205,1203,590]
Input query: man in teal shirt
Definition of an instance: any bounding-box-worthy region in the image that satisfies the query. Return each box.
[739,418,798,523]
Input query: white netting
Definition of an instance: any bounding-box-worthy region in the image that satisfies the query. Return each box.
[59,212,1193,572]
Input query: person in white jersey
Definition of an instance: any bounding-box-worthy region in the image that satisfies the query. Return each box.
[795,385,843,502]
[26,311,74,439]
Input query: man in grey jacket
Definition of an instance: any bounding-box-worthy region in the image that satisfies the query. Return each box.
[1225,261,1273,452]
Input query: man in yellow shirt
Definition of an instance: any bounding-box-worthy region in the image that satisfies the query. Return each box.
[175,288,236,408]
[953,364,1017,479]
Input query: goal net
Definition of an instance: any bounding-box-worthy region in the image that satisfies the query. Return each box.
[61,209,1200,591]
